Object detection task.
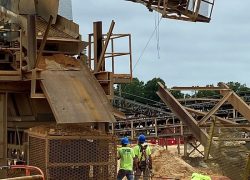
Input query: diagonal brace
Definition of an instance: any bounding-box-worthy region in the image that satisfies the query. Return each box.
[156,82,209,146]
[219,82,250,123]
[198,91,232,125]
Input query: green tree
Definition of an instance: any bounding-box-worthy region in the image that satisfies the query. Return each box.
[226,82,250,94]
[170,90,185,99]
[190,82,250,98]
[119,78,145,101]
[194,90,219,98]
[119,77,185,102]
[144,78,165,101]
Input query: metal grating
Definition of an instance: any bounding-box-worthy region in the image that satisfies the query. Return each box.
[29,136,47,177]
[28,126,117,180]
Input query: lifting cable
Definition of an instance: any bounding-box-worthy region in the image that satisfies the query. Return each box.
[132,16,162,72]
[155,11,161,59]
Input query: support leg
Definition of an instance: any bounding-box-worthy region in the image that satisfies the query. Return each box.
[0,93,7,178]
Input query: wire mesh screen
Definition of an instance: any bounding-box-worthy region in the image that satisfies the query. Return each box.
[28,126,117,180]
[208,124,250,180]
[29,136,47,176]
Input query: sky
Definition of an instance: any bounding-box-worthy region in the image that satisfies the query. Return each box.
[71,0,250,87]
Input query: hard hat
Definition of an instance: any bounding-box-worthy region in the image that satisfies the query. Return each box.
[121,137,129,145]
[138,134,146,143]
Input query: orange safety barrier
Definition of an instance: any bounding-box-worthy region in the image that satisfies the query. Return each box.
[150,138,184,146]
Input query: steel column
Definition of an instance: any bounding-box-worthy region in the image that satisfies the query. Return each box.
[27,15,37,70]
[93,21,103,72]
[0,93,7,178]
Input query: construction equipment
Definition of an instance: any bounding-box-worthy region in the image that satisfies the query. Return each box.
[127,0,214,22]
[0,0,215,179]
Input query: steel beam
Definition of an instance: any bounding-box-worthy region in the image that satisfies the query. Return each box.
[219,83,250,123]
[0,82,30,93]
[156,82,208,146]
[185,107,239,125]
[0,93,7,178]
[96,20,115,72]
[27,15,37,70]
[171,86,230,91]
[35,15,53,67]
[93,21,103,72]
[204,117,216,160]
[243,154,250,180]
[198,91,232,125]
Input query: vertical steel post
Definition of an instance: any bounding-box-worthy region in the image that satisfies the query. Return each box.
[0,93,7,178]
[243,153,250,180]
[27,15,37,70]
[93,21,103,72]
[204,117,216,161]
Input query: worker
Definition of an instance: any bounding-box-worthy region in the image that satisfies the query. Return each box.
[117,137,135,180]
[191,173,211,180]
[134,134,152,180]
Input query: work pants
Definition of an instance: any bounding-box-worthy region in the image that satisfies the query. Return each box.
[134,168,150,180]
[117,169,134,180]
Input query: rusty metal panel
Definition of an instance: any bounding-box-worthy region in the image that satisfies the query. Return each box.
[40,68,116,124]
[19,0,36,15]
[55,15,80,39]
[36,0,59,24]
[0,0,19,14]
[0,0,58,23]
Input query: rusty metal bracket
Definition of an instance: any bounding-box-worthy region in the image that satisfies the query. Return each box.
[31,69,45,99]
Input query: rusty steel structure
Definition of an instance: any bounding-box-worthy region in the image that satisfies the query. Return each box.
[157,82,250,179]
[127,0,215,22]
[0,1,118,179]
[0,0,216,179]
[157,83,250,146]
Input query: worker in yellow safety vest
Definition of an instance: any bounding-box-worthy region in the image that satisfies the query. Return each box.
[191,173,211,180]
[117,137,135,180]
[134,134,152,180]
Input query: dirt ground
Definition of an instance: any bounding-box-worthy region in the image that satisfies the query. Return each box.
[118,144,230,180]
[150,144,230,180]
